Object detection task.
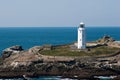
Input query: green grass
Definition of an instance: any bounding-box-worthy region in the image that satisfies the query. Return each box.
[40,45,120,57]
[91,46,120,55]
[41,50,88,56]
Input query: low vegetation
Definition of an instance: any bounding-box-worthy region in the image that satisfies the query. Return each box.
[40,45,120,57]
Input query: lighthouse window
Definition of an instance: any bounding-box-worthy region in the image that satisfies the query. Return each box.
[81,25,84,28]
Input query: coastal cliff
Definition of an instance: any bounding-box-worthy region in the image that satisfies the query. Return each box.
[0,36,120,79]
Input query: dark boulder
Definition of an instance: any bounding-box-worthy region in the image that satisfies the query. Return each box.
[2,45,23,59]
[2,51,12,59]
[9,45,23,51]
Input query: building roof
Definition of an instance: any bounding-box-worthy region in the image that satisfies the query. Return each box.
[80,22,84,25]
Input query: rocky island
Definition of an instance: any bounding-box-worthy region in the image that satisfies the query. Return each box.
[0,36,120,80]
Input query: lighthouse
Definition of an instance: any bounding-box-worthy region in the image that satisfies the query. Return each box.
[78,22,86,49]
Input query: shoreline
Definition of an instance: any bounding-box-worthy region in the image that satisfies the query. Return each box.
[0,69,118,79]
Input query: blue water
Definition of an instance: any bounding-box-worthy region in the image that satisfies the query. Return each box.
[0,27,120,80]
[0,27,120,54]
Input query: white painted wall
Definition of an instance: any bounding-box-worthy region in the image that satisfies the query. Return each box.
[78,22,86,49]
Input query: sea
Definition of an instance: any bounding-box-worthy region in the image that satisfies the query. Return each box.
[0,27,120,80]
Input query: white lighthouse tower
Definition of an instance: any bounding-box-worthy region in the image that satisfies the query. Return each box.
[78,22,86,49]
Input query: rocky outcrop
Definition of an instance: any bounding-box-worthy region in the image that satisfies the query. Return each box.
[0,44,120,79]
[2,45,23,59]
[0,57,118,79]
[28,46,43,54]
[97,35,115,44]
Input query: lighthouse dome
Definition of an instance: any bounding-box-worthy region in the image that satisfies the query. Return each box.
[79,22,85,28]
[80,22,84,25]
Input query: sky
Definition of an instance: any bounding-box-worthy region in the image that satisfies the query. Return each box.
[0,0,120,27]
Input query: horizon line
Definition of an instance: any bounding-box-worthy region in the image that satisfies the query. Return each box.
[0,26,120,28]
